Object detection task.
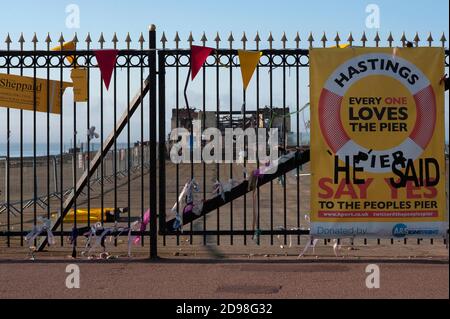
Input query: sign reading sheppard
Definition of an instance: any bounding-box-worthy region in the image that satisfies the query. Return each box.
[310,47,447,238]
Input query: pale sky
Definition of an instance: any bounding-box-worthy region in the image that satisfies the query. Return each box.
[0,0,448,148]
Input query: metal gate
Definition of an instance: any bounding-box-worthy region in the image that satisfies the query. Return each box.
[0,26,448,258]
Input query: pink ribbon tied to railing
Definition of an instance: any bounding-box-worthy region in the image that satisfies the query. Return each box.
[133,209,150,245]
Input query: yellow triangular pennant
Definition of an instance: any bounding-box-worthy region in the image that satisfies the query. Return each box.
[329,43,351,48]
[238,50,262,90]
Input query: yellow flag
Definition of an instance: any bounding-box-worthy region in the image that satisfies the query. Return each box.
[238,50,262,90]
[70,68,88,102]
[329,43,351,48]
[51,41,75,64]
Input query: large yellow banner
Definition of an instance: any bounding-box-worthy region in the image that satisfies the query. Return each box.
[0,73,71,114]
[310,47,447,238]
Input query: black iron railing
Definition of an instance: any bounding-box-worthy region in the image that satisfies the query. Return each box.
[0,27,448,258]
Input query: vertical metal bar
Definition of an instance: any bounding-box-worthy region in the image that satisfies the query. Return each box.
[269,51,274,245]
[296,51,300,245]
[242,32,247,246]
[149,25,158,259]
[202,49,207,246]
[160,36,168,244]
[100,38,105,227]
[158,51,166,235]
[126,46,131,228]
[33,38,37,246]
[73,43,78,233]
[256,45,260,242]
[19,39,24,246]
[175,47,180,247]
[243,78,247,245]
[113,42,118,230]
[59,39,64,246]
[282,52,287,245]
[6,39,10,247]
[140,38,145,246]
[189,53,194,247]
[229,49,233,245]
[86,37,91,228]
[46,39,51,224]
[215,45,220,245]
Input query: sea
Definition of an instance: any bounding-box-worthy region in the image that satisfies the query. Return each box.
[0,142,132,158]
[1,133,312,158]
[1,133,448,158]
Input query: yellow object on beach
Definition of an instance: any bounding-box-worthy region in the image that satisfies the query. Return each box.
[52,208,116,223]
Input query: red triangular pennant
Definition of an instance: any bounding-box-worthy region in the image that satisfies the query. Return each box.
[94,49,119,90]
[191,45,214,80]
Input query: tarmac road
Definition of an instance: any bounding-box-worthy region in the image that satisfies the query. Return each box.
[0,257,448,299]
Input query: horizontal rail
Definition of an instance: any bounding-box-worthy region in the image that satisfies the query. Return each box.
[0,49,156,55]
[0,231,151,237]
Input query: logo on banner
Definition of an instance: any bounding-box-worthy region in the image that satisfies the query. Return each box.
[392,223,440,237]
[392,223,408,237]
[318,53,436,174]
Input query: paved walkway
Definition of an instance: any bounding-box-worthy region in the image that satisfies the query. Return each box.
[0,257,447,299]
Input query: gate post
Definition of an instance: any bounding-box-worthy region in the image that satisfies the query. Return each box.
[158,50,166,235]
[149,24,158,259]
